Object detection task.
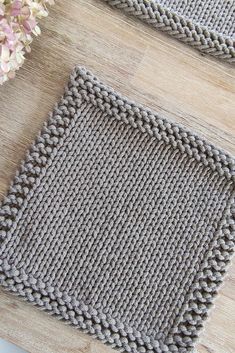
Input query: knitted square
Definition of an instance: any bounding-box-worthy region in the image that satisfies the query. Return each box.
[0,67,234,353]
[103,0,235,63]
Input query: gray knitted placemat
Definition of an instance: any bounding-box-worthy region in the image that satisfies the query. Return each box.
[0,67,235,353]
[103,0,235,62]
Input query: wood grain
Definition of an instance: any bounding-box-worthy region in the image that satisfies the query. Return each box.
[0,1,234,352]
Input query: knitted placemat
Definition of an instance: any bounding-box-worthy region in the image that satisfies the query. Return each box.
[0,67,235,353]
[103,0,235,63]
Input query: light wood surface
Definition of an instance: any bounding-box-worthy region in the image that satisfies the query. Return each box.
[0,1,234,352]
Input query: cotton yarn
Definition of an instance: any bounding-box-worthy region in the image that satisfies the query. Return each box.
[103,0,235,62]
[0,67,234,353]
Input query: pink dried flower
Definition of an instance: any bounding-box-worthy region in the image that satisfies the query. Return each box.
[0,0,54,84]
[11,1,22,16]
[23,18,36,33]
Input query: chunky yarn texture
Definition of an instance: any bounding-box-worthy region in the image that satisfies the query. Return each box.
[0,67,235,353]
[103,0,235,62]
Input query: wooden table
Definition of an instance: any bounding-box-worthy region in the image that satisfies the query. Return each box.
[0,1,234,352]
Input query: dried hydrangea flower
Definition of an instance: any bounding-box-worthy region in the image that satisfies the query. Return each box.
[0,0,54,84]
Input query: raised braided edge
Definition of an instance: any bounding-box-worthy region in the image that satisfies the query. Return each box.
[0,66,235,353]
[103,0,235,63]
[70,67,235,182]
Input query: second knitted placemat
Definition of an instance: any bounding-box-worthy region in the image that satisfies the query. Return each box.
[0,67,234,353]
[103,0,235,62]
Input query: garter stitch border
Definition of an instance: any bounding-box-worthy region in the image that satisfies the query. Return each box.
[0,66,235,353]
[103,0,235,63]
